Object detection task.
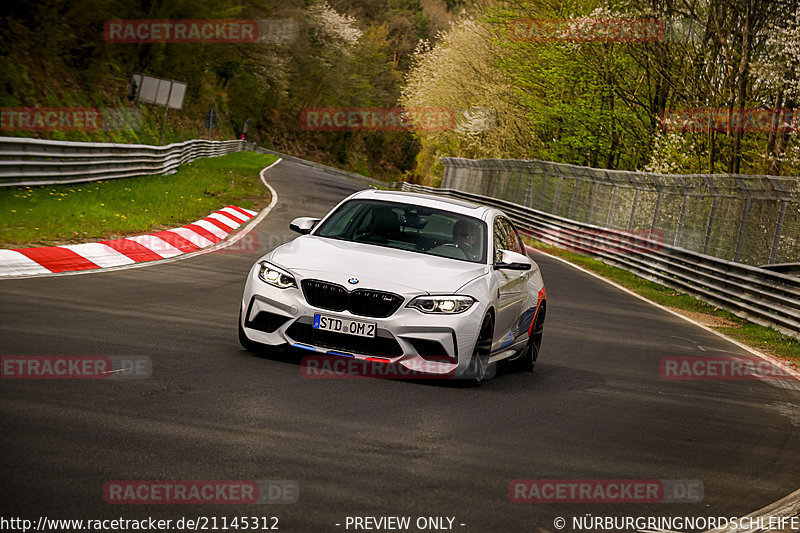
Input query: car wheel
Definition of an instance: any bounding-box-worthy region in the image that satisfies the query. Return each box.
[466,314,494,384]
[511,304,545,373]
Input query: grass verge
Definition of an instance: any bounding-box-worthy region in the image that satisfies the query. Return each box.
[0,152,276,247]
[526,240,800,366]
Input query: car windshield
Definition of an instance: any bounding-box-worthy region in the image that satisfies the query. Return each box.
[314,199,487,264]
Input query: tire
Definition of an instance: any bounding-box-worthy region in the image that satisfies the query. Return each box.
[511,304,545,373]
[466,314,495,385]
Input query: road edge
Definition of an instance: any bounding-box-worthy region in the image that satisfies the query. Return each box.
[0,159,281,280]
[527,247,800,533]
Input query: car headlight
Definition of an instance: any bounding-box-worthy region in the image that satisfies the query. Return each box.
[407,295,475,314]
[257,261,296,289]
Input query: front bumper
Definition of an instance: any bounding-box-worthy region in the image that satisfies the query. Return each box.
[240,267,484,377]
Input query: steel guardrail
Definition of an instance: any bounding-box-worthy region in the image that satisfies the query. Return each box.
[0,137,392,189]
[4,135,794,337]
[440,157,800,268]
[401,182,800,339]
[0,137,246,187]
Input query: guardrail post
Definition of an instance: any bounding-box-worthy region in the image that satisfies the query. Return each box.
[445,159,456,190]
[500,160,513,200]
[484,161,495,197]
[765,176,790,265]
[441,159,452,188]
[627,187,639,230]
[539,165,549,210]
[703,196,718,254]
[569,175,580,219]
[650,176,663,235]
[475,161,484,195]
[452,159,463,190]
[733,176,752,263]
[770,200,788,264]
[589,181,600,224]
[449,159,459,189]
[673,177,688,247]
[605,175,617,228]
[701,176,719,255]
[552,175,563,214]
[674,195,688,247]
[462,160,472,192]
[523,172,533,208]
[512,161,524,201]
[454,159,469,191]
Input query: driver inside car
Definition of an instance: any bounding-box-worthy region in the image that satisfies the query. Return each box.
[451,219,480,261]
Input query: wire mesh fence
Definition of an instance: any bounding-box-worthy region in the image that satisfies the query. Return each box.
[441,158,800,267]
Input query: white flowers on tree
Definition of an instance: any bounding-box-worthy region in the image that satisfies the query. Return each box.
[400,1,798,178]
[751,4,800,171]
[306,2,362,49]
[401,17,540,178]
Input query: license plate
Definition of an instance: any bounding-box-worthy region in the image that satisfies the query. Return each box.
[313,314,376,338]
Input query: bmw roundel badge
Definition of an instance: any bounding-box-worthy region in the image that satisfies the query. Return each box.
[348,277,359,284]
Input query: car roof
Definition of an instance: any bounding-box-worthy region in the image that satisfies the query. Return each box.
[348,189,496,219]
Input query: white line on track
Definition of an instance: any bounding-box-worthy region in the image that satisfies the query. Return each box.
[5,156,796,528]
[529,247,800,384]
[702,487,800,533]
[529,248,800,533]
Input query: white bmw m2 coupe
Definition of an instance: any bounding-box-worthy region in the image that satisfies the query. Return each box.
[239,189,546,382]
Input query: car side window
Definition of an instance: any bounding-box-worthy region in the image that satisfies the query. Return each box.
[493,218,508,262]
[508,222,526,254]
[493,218,523,261]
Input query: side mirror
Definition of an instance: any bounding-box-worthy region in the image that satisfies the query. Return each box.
[289,217,320,235]
[494,249,532,271]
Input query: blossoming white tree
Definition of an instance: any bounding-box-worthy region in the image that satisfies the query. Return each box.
[401,17,542,183]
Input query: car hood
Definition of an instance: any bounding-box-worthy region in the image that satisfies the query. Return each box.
[268,236,487,294]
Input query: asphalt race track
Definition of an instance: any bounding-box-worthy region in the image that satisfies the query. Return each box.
[1,159,799,532]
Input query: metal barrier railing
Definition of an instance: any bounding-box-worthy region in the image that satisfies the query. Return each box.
[3,136,795,337]
[0,137,246,187]
[402,182,800,339]
[441,157,800,268]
